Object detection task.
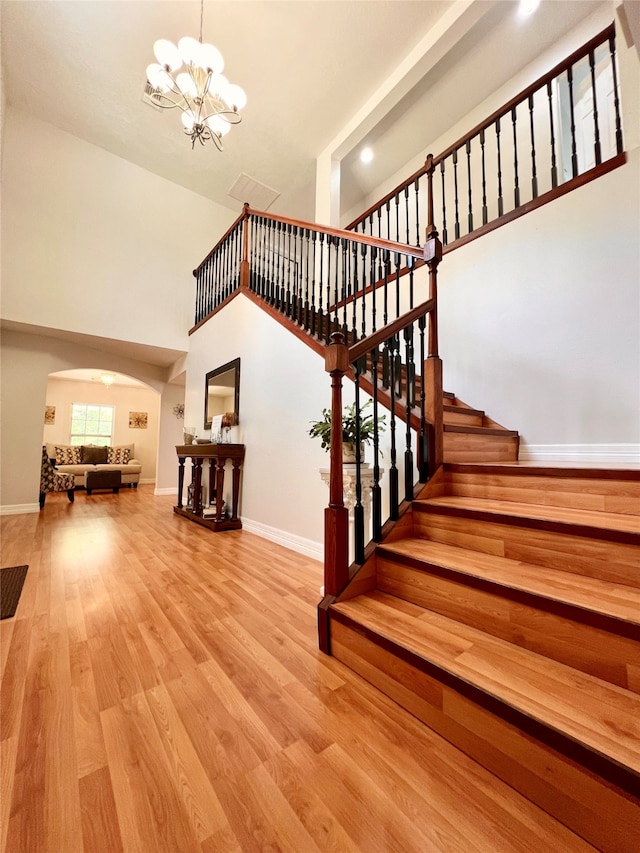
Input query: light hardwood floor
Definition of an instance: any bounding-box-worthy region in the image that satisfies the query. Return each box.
[1,486,599,852]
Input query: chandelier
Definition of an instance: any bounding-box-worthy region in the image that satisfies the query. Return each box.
[145,1,246,149]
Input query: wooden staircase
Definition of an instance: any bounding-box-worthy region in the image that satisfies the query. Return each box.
[442,392,519,462]
[243,288,522,463]
[327,463,640,852]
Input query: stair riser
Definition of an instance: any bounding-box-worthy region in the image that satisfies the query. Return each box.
[443,472,640,517]
[443,411,484,427]
[377,556,640,693]
[330,619,640,853]
[443,433,519,463]
[413,508,640,588]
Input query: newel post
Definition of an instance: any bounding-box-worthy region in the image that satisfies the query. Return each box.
[324,331,350,598]
[424,155,444,476]
[240,202,250,290]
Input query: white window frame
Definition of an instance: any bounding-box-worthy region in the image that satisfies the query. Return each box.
[70,403,114,446]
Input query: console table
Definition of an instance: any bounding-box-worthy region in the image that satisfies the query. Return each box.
[174,443,245,532]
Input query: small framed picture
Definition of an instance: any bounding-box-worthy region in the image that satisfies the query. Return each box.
[129,411,148,429]
[44,406,56,425]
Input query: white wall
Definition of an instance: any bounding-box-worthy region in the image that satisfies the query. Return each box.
[438,147,640,460]
[43,377,160,482]
[186,296,332,559]
[155,383,187,495]
[1,108,235,350]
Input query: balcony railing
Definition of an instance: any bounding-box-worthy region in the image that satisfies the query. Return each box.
[346,23,624,254]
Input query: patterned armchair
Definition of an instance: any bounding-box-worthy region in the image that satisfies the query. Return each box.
[39,446,75,509]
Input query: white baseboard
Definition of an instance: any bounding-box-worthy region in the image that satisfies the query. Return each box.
[241,517,323,562]
[519,443,640,465]
[0,502,40,516]
[154,487,178,496]
[140,478,156,486]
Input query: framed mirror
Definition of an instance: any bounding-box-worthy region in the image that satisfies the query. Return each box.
[204,358,240,430]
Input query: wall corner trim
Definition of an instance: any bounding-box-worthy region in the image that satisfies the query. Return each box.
[240,517,323,563]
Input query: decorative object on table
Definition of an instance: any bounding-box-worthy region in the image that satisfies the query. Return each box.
[144,0,247,150]
[44,405,55,425]
[308,400,386,462]
[196,438,211,445]
[183,428,196,445]
[221,411,235,442]
[210,414,223,443]
[1,565,29,619]
[173,403,185,419]
[129,411,148,429]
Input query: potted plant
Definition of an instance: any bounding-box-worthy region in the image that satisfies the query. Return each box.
[308,400,386,462]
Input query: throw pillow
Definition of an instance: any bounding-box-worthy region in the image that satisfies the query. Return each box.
[107,446,131,464]
[55,446,81,465]
[81,445,108,464]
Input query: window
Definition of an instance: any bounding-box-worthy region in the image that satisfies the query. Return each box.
[70,404,114,446]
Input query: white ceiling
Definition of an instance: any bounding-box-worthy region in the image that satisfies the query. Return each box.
[48,368,148,388]
[1,0,606,223]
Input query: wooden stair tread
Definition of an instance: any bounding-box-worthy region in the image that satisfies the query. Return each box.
[378,538,640,626]
[419,495,640,536]
[331,591,640,774]
[443,404,484,417]
[443,424,518,437]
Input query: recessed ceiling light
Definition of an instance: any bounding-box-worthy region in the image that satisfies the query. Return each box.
[519,0,540,16]
[360,147,374,164]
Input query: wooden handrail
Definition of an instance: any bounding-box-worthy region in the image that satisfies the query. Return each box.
[244,207,425,259]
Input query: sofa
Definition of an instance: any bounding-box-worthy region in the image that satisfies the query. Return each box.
[47,443,142,488]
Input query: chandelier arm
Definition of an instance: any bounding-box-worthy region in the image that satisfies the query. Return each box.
[148,88,191,112]
[200,102,241,125]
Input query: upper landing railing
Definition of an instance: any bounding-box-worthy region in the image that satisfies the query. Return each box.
[346,23,624,252]
[192,206,427,341]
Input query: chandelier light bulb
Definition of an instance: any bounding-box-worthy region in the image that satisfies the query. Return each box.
[199,43,224,74]
[225,84,247,112]
[181,111,196,131]
[176,72,197,97]
[178,36,202,66]
[146,64,171,92]
[207,73,228,100]
[153,39,182,71]
[207,114,230,136]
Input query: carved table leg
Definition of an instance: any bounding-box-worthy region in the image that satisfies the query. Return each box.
[177,457,185,508]
[231,460,242,521]
[193,458,203,515]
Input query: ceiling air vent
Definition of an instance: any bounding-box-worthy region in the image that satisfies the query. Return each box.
[141,82,163,112]
[228,173,280,212]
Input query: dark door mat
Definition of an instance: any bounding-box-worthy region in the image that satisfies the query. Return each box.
[1,565,28,619]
